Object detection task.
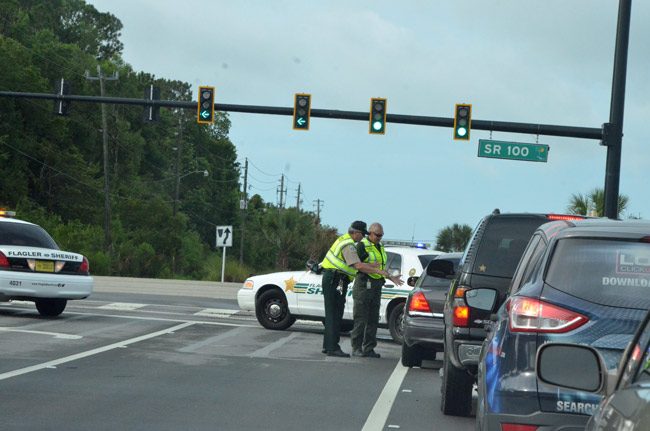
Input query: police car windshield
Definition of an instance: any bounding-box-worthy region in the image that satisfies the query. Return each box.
[0,222,59,249]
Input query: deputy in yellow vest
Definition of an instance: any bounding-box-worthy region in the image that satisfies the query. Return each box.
[320,221,390,357]
[351,222,403,358]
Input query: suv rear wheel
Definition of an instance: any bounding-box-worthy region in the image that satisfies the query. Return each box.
[440,349,474,416]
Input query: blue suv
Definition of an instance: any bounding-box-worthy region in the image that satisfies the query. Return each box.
[473,219,650,431]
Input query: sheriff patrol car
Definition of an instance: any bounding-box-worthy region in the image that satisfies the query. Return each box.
[0,210,93,316]
[237,246,439,343]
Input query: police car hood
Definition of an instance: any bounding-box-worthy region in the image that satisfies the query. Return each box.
[0,245,84,262]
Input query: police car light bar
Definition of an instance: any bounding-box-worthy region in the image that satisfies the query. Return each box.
[0,209,16,218]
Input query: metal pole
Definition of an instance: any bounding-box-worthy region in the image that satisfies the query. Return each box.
[239,158,248,264]
[173,118,184,217]
[221,247,226,283]
[603,0,632,219]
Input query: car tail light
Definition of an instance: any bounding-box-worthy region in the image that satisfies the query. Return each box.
[546,214,585,221]
[0,251,9,268]
[640,236,650,243]
[501,424,538,431]
[78,257,89,274]
[453,305,469,327]
[508,296,588,333]
[408,291,432,314]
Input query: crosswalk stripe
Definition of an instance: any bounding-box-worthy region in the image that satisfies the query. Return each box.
[193,308,238,317]
[97,302,147,311]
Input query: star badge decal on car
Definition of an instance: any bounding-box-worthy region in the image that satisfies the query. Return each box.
[479,264,487,272]
[284,276,297,292]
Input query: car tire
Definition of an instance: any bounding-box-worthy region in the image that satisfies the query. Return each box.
[440,349,474,416]
[388,303,405,344]
[255,289,296,330]
[401,342,423,367]
[35,298,67,317]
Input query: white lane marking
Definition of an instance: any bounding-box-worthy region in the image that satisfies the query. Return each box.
[248,332,300,358]
[0,327,82,340]
[401,389,412,393]
[179,326,248,353]
[97,302,147,311]
[361,361,409,431]
[388,426,401,429]
[0,322,194,381]
[193,308,237,317]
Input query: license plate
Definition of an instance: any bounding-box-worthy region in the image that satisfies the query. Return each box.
[35,260,54,272]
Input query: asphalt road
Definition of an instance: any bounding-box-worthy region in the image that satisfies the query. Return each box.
[0,277,476,431]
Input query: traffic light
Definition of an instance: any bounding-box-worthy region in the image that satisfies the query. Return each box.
[369,98,387,135]
[197,86,215,124]
[53,78,70,116]
[143,85,160,122]
[293,93,311,130]
[453,103,472,140]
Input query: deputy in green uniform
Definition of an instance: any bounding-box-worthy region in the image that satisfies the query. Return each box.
[350,223,403,358]
[320,221,387,357]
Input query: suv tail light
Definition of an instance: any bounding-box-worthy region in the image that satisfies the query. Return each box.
[78,257,89,274]
[0,251,9,268]
[508,297,588,333]
[453,305,469,327]
[408,291,432,316]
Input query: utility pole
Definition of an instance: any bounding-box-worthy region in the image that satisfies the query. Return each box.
[296,183,302,210]
[313,199,323,224]
[85,65,118,253]
[173,116,184,216]
[278,174,286,209]
[239,158,248,264]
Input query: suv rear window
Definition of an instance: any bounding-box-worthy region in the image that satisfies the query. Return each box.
[472,217,545,278]
[418,254,437,269]
[546,238,650,309]
[0,222,59,249]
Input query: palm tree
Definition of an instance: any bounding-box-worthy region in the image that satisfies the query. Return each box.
[567,188,629,217]
[435,223,473,252]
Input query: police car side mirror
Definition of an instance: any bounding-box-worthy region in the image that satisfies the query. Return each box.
[426,259,455,279]
[536,344,608,395]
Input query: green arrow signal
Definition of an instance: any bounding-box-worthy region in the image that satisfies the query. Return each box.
[200,110,210,119]
[296,117,306,126]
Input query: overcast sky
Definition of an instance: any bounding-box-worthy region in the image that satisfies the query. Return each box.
[87,0,649,241]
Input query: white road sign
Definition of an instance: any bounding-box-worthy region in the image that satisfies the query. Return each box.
[216,225,233,247]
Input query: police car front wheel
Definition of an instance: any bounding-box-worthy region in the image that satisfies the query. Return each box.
[255,289,295,330]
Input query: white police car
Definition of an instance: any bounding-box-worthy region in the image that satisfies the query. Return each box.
[237,246,439,343]
[0,210,93,316]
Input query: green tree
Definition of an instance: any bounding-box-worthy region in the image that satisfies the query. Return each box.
[435,223,473,252]
[567,188,629,217]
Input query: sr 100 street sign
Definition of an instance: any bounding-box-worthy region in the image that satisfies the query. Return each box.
[478,139,549,163]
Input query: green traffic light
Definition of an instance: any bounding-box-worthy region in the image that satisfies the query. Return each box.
[373,121,383,131]
[457,127,467,137]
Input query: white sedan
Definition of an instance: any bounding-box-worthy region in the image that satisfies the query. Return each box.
[237,246,439,343]
[0,212,94,316]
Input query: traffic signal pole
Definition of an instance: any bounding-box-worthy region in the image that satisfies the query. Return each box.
[603,0,632,219]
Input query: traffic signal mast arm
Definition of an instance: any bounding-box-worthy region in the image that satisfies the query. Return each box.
[0,90,603,140]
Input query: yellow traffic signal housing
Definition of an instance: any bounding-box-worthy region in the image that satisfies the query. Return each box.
[293,93,311,130]
[454,103,472,140]
[197,86,215,124]
[369,98,387,135]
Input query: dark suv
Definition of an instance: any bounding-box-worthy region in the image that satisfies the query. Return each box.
[428,210,586,416]
[474,219,650,431]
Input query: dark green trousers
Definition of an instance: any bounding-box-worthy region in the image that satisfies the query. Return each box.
[322,269,346,352]
[350,275,382,353]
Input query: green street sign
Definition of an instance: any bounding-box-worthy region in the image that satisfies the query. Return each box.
[478,139,549,163]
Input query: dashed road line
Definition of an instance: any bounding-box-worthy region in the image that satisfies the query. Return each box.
[193,308,238,317]
[361,361,409,431]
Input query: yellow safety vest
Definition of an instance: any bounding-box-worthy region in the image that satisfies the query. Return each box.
[361,237,387,279]
[320,233,358,277]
